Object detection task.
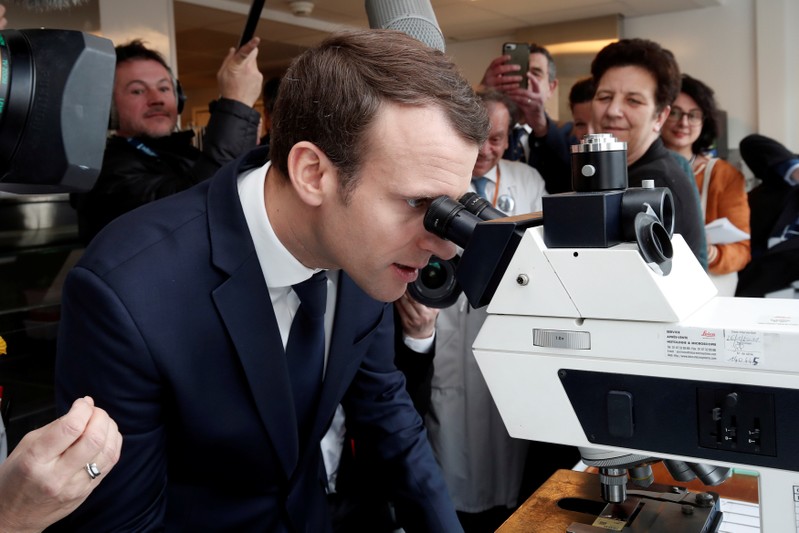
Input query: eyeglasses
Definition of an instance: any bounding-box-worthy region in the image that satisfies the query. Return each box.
[667,107,704,125]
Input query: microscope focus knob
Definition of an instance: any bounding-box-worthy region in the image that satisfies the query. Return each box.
[695,492,716,508]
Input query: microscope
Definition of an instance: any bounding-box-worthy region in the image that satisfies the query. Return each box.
[421,134,799,531]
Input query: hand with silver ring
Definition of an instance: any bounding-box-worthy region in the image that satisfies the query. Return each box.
[0,397,122,532]
[85,462,102,480]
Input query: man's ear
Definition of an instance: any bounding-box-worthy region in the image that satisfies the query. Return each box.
[286,141,336,207]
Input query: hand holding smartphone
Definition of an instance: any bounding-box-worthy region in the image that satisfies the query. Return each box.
[502,42,530,89]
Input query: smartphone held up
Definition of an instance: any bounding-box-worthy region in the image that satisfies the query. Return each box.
[502,42,529,89]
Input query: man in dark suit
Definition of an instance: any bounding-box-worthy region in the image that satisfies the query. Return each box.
[52,29,489,532]
[736,133,799,297]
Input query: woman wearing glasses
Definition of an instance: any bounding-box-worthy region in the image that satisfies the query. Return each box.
[591,39,707,268]
[661,75,751,295]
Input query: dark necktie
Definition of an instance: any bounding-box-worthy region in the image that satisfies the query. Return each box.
[503,127,527,163]
[472,176,490,200]
[286,271,328,442]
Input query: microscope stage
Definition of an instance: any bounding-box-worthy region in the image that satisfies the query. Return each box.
[499,469,725,532]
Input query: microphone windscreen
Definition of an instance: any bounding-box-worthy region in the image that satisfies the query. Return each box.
[6,0,90,10]
[365,0,445,52]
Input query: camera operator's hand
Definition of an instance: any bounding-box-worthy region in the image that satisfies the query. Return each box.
[480,55,526,92]
[0,397,122,533]
[395,290,439,340]
[505,72,549,137]
[0,4,7,30]
[217,36,263,107]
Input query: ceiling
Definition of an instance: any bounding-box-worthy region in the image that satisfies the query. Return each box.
[5,0,722,92]
[174,0,722,88]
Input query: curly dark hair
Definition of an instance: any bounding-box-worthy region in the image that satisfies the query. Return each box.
[678,74,719,154]
[591,38,680,113]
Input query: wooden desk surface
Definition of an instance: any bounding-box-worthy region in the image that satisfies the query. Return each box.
[498,469,601,533]
[499,465,758,532]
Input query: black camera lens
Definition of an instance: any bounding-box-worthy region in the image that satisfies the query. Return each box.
[407,255,462,308]
[0,30,115,193]
[420,259,447,290]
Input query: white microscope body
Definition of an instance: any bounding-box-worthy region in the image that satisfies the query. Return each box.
[473,226,799,531]
[419,134,799,530]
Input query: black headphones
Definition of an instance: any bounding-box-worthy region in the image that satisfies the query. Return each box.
[174,78,187,114]
[108,75,187,131]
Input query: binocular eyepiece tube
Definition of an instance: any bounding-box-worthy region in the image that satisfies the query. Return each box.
[411,192,509,308]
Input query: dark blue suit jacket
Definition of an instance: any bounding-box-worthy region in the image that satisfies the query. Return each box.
[53,147,459,532]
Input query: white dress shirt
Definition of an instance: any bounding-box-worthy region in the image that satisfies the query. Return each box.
[470,159,547,215]
[237,161,346,490]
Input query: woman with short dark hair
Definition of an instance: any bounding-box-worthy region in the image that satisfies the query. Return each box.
[591,38,708,267]
[661,74,751,295]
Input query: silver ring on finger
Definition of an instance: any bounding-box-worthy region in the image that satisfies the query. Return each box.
[85,462,101,480]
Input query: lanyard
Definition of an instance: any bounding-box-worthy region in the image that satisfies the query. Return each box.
[489,163,501,207]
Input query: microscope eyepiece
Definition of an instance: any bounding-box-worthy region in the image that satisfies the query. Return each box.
[423,195,483,249]
[458,191,506,221]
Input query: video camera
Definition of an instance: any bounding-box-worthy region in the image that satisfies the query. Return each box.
[0,29,115,193]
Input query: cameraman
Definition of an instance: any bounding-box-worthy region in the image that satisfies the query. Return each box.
[73,37,262,244]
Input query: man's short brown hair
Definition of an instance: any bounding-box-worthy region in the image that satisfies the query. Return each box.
[269,30,489,201]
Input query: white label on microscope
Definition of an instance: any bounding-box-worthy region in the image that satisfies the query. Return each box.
[723,330,765,367]
[758,314,799,326]
[664,327,721,362]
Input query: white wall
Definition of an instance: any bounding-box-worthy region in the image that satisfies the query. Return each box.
[448,0,798,158]
[98,0,178,74]
[624,0,798,154]
[446,36,511,89]
[623,0,757,154]
[753,0,799,149]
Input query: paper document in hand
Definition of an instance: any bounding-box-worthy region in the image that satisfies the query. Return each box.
[705,217,750,244]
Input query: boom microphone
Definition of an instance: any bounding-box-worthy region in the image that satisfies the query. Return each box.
[6,0,90,10]
[238,0,266,48]
[365,0,445,52]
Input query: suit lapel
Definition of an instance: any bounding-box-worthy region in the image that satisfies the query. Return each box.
[207,148,300,479]
[213,258,300,476]
[204,152,389,483]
